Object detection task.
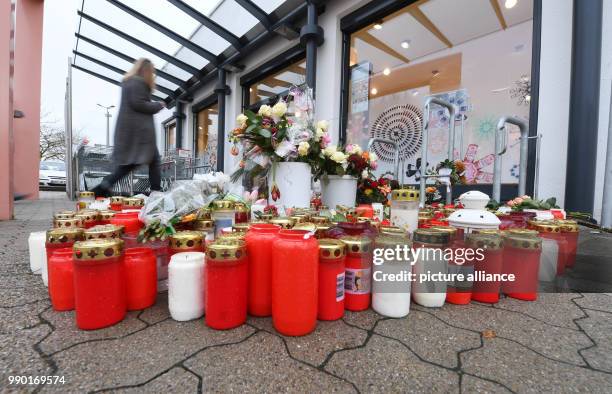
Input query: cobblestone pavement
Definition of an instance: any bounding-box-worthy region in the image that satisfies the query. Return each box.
[1,192,612,393]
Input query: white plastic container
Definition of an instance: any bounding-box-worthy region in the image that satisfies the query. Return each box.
[538,238,558,282]
[448,191,501,234]
[372,235,412,318]
[411,229,449,308]
[390,188,420,234]
[268,162,312,208]
[28,231,46,275]
[168,252,206,321]
[320,175,358,208]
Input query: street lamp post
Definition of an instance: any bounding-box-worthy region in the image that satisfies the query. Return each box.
[97,104,115,146]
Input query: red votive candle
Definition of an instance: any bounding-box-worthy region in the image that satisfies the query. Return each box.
[245,223,281,317]
[48,248,76,311]
[318,239,346,321]
[339,235,372,312]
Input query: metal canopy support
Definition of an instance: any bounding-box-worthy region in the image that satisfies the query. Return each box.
[106,0,219,65]
[75,34,186,88]
[215,68,230,172]
[71,64,165,101]
[493,116,528,203]
[300,1,324,94]
[235,0,272,29]
[72,50,176,96]
[78,11,200,75]
[167,0,243,49]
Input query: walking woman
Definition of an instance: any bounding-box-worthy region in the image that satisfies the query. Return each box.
[92,58,165,197]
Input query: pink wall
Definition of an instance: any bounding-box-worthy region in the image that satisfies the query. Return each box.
[12,0,45,202]
[0,0,16,220]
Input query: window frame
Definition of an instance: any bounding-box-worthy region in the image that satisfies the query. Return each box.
[191,94,219,166]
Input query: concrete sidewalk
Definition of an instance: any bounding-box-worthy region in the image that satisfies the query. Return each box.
[1,192,612,392]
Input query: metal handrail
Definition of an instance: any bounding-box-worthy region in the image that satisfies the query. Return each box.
[493,116,528,202]
[419,97,456,207]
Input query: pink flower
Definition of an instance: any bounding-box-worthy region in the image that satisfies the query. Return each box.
[521,195,531,200]
[322,133,332,146]
[370,160,378,170]
[514,197,524,205]
[507,200,515,207]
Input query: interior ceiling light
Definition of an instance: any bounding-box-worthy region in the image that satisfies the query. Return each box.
[505,0,517,9]
[383,68,391,76]
[401,40,411,49]
[371,88,378,95]
[373,21,383,30]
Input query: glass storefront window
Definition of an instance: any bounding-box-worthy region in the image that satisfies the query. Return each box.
[165,122,176,153]
[245,59,306,110]
[195,102,219,169]
[345,0,534,185]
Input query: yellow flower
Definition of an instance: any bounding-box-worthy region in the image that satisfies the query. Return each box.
[317,120,329,131]
[236,113,248,126]
[298,141,310,156]
[272,101,287,118]
[258,105,272,117]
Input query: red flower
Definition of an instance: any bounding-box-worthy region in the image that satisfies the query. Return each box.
[371,181,379,188]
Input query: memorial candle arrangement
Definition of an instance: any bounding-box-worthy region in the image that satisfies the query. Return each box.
[245,223,281,316]
[317,239,346,321]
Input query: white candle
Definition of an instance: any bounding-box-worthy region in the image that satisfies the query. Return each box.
[28,232,47,276]
[168,252,205,321]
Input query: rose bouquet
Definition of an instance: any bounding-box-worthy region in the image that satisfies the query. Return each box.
[229,86,330,201]
[356,175,398,205]
[506,195,559,211]
[312,143,378,180]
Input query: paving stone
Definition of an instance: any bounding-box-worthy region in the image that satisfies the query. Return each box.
[461,374,512,393]
[575,309,612,373]
[0,299,51,334]
[138,292,170,325]
[113,367,199,393]
[342,309,382,331]
[325,334,459,393]
[413,302,591,366]
[0,325,54,384]
[374,310,481,369]
[1,285,49,308]
[573,293,612,313]
[248,317,368,366]
[51,320,254,392]
[185,331,356,393]
[494,293,585,330]
[39,309,147,355]
[461,337,612,393]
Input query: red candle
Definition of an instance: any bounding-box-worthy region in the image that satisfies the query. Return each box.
[53,217,83,229]
[98,210,116,225]
[468,234,504,304]
[272,230,318,336]
[83,224,124,241]
[73,239,127,330]
[45,228,85,261]
[111,212,143,249]
[168,231,204,257]
[245,223,281,316]
[356,204,374,219]
[109,196,124,212]
[502,234,542,301]
[234,203,249,224]
[433,226,471,305]
[48,248,75,311]
[205,240,248,330]
[339,235,372,312]
[75,210,99,229]
[558,220,579,268]
[318,239,346,321]
[124,247,157,310]
[122,197,144,211]
[533,222,567,275]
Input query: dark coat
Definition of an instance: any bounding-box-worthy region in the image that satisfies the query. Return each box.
[112,76,164,165]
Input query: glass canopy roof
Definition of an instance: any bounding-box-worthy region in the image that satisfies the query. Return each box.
[72,0,304,103]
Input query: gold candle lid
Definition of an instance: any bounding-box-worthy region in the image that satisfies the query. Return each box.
[99,210,117,220]
[212,200,235,210]
[375,234,411,247]
[472,229,502,235]
[392,188,419,201]
[110,196,124,204]
[169,231,204,249]
[260,213,274,221]
[532,221,561,233]
[290,215,307,224]
[78,191,95,198]
[196,207,212,220]
[293,222,317,232]
[73,238,124,260]
[314,224,331,238]
[206,240,247,261]
[234,202,248,212]
[218,231,246,241]
[310,216,330,225]
[380,226,406,236]
[123,197,144,207]
[54,211,76,220]
[46,228,85,244]
[339,235,372,255]
[429,226,458,236]
[504,234,542,250]
[269,217,294,228]
[53,217,84,229]
[193,219,214,231]
[505,228,539,237]
[232,222,251,232]
[556,219,579,233]
[319,238,346,259]
[413,228,449,246]
[465,233,503,250]
[75,211,99,223]
[84,224,124,240]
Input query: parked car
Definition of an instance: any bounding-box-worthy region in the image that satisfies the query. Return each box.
[39,161,66,187]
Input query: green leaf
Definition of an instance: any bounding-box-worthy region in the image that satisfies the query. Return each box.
[259,128,272,138]
[246,123,258,134]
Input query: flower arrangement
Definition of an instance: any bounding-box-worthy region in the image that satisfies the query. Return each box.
[356,175,398,205]
[313,143,378,180]
[425,186,442,205]
[429,159,465,185]
[506,195,559,211]
[229,86,330,200]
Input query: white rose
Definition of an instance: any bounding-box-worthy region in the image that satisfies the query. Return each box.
[272,101,287,118]
[331,151,347,164]
[361,169,369,179]
[258,104,272,117]
[236,113,248,126]
[317,120,329,131]
[298,141,310,156]
[352,145,363,155]
[315,128,324,140]
[323,145,337,157]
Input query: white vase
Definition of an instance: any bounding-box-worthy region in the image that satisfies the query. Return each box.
[320,175,358,208]
[268,162,312,208]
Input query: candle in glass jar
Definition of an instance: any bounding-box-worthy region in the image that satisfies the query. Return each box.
[124,247,157,310]
[45,228,85,287]
[557,220,579,268]
[28,231,47,274]
[76,191,95,211]
[339,235,373,312]
[168,231,204,257]
[372,234,412,318]
[211,200,235,237]
[412,229,450,308]
[390,188,420,235]
[318,239,346,321]
[109,196,124,211]
[502,233,542,301]
[467,233,504,304]
[234,202,249,224]
[193,219,215,244]
[245,223,280,317]
[48,248,75,311]
[168,252,205,321]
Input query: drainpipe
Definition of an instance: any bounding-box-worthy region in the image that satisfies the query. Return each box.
[175,102,183,149]
[215,68,230,172]
[601,81,612,228]
[300,1,324,94]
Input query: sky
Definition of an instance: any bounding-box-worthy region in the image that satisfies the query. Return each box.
[40,0,223,146]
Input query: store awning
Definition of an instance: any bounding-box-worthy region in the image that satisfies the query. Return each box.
[72,0,308,106]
